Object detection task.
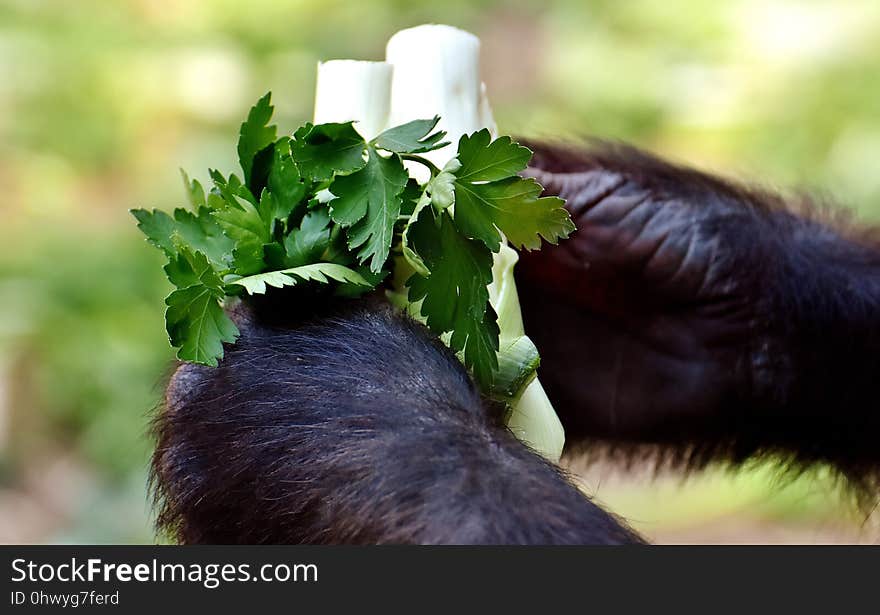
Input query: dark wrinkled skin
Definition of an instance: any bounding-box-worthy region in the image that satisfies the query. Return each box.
[518,143,767,440]
[519,142,880,497]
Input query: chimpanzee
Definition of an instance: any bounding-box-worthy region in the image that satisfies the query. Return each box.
[152,141,880,544]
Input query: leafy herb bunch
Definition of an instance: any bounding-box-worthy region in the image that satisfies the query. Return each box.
[133,93,574,393]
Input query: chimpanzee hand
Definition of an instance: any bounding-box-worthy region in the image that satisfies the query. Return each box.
[517,141,880,494]
[517,142,775,446]
[154,294,642,544]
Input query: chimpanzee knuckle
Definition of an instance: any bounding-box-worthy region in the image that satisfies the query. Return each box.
[556,192,649,267]
[660,232,713,297]
[155,284,647,544]
[556,218,650,279]
[557,170,628,214]
[164,361,213,410]
[224,299,261,338]
[586,197,665,260]
[642,232,682,279]
[638,207,695,264]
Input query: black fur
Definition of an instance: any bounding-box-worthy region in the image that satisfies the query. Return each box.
[152,294,642,544]
[519,140,880,505]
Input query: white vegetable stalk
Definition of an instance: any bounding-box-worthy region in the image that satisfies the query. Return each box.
[312,25,565,462]
[386,25,494,177]
[313,60,392,140]
[487,244,565,461]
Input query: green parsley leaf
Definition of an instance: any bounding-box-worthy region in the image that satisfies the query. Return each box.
[181,170,207,209]
[212,195,273,275]
[453,176,574,251]
[137,94,574,393]
[290,122,366,182]
[162,245,219,289]
[264,208,332,269]
[322,224,357,266]
[230,263,369,295]
[401,192,432,276]
[166,287,238,366]
[450,130,575,251]
[131,208,178,255]
[405,208,499,388]
[237,92,277,191]
[328,146,408,273]
[454,130,531,182]
[131,207,234,268]
[163,248,239,366]
[210,170,256,207]
[399,178,423,217]
[267,137,307,222]
[371,116,448,154]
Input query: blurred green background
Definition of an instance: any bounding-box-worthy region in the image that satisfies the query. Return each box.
[1,0,878,543]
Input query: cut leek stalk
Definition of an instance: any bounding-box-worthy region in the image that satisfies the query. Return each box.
[486,242,564,461]
[313,60,392,140]
[312,24,566,462]
[386,25,487,167]
[385,24,496,181]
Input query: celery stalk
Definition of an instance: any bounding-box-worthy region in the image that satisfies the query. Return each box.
[312,25,566,462]
[386,25,495,180]
[488,243,565,461]
[313,60,392,140]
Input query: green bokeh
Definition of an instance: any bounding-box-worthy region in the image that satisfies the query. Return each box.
[1,0,878,543]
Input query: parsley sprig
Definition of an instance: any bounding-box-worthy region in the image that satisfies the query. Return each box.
[133,93,574,392]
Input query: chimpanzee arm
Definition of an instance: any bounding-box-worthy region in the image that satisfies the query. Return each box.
[152,295,642,544]
[518,141,880,495]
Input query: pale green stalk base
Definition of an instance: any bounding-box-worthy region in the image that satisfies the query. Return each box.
[506,378,565,462]
[488,242,565,462]
[317,23,565,463]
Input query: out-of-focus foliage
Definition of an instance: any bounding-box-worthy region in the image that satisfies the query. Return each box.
[1,0,878,543]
